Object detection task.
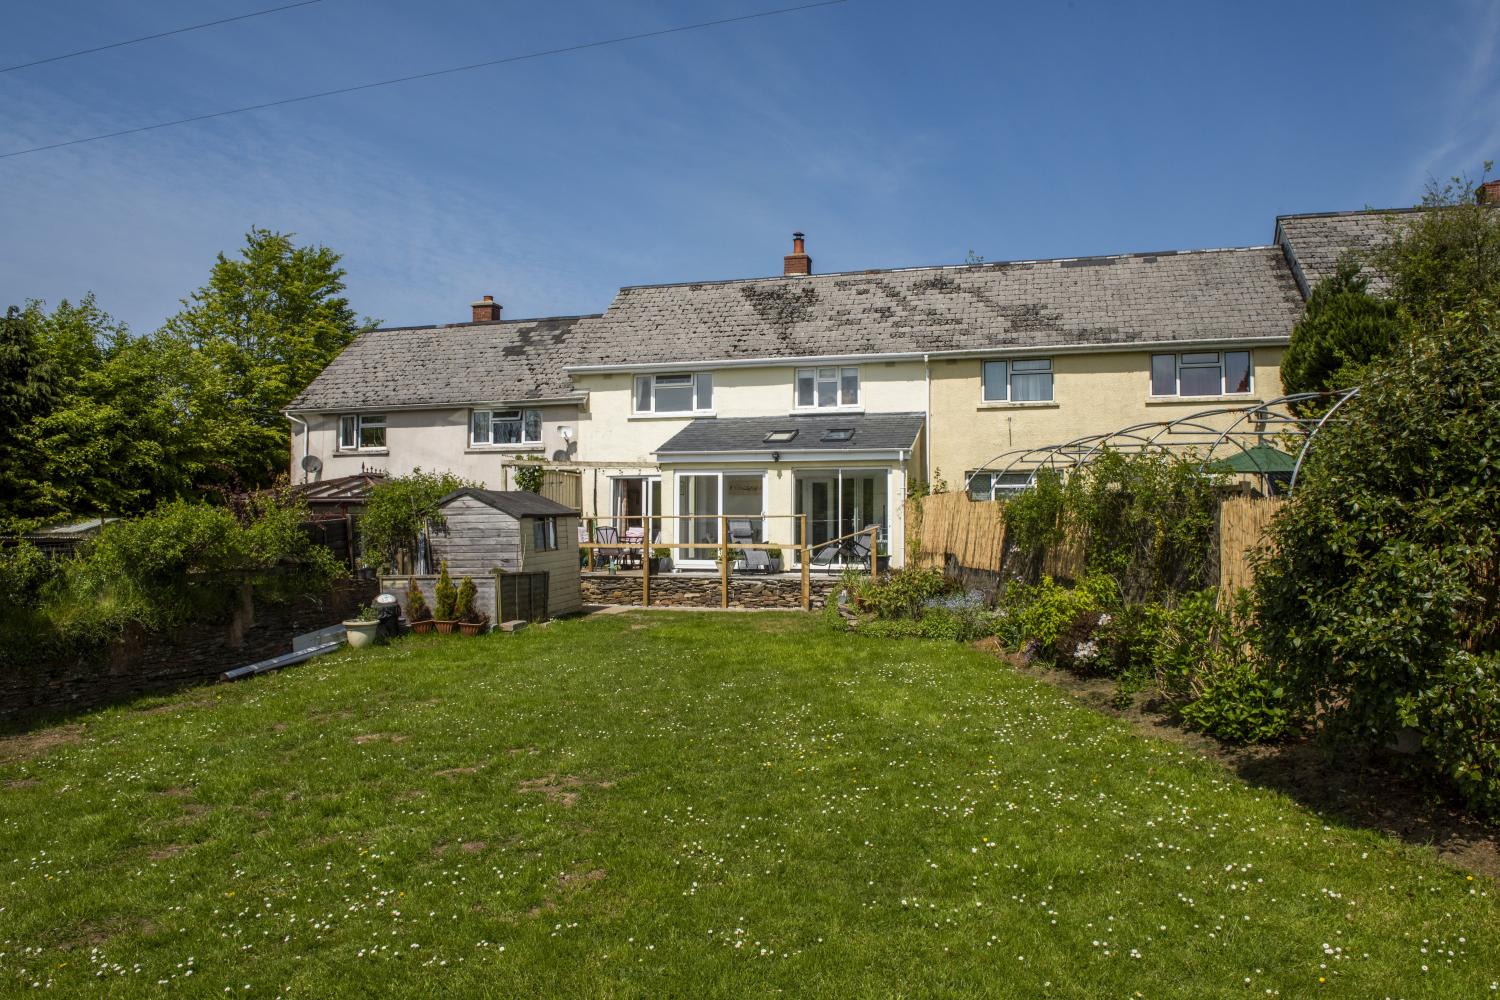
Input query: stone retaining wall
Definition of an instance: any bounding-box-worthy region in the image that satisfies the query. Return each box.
[580,573,838,610]
[1,576,378,726]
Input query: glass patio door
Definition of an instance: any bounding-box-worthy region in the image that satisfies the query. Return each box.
[676,474,719,561]
[612,477,662,542]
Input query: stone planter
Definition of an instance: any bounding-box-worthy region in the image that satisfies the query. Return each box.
[434,620,458,635]
[409,620,435,635]
[344,619,379,649]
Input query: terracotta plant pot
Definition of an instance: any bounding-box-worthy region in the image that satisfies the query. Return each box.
[458,621,487,637]
[343,620,379,649]
[434,620,458,635]
[409,620,435,635]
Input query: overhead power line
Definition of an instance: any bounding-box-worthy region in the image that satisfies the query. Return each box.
[0,0,848,161]
[0,0,326,74]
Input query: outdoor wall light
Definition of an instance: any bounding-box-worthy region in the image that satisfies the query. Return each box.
[771,450,781,462]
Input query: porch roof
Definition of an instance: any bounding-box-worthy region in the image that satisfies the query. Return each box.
[654,412,924,458]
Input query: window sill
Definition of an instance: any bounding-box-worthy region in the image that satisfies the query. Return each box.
[465,445,545,454]
[977,401,1059,410]
[1146,394,1261,406]
[629,412,714,420]
[334,449,388,456]
[789,406,864,416]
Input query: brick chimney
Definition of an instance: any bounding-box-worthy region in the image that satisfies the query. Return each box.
[470,295,502,323]
[783,232,812,276]
[1478,180,1500,205]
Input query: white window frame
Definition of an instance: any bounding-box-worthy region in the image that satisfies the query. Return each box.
[633,372,713,415]
[532,516,558,552]
[794,366,861,410]
[1150,350,1254,397]
[470,408,543,447]
[338,413,387,452]
[966,471,1034,501]
[981,358,1054,402]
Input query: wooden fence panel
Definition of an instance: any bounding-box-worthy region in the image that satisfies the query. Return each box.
[908,492,1006,573]
[540,471,582,511]
[1217,496,1285,596]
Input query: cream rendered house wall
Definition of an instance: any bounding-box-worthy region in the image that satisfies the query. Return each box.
[572,360,928,466]
[289,405,581,488]
[927,346,1286,482]
[571,361,927,530]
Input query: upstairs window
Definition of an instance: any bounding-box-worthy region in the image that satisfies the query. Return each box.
[982,358,1054,402]
[1151,351,1253,396]
[471,408,543,446]
[796,366,859,408]
[338,413,386,451]
[634,373,713,413]
[532,516,558,552]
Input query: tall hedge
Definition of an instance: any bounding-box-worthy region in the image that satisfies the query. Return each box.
[1253,306,1500,810]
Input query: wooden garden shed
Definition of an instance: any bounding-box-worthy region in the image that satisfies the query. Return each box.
[386,489,581,623]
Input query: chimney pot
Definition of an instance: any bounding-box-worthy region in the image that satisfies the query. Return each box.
[471,295,502,323]
[783,231,812,276]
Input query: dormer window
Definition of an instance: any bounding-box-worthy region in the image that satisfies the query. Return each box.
[634,373,713,414]
[796,366,859,408]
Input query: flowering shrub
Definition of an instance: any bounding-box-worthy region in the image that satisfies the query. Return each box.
[996,573,1117,656]
[850,568,956,620]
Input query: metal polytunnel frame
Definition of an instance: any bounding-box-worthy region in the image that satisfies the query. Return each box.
[962,388,1360,498]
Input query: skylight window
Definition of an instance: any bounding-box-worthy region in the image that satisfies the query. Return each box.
[763,429,799,443]
[821,427,855,443]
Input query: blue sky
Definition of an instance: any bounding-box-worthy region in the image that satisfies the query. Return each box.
[2,0,1497,333]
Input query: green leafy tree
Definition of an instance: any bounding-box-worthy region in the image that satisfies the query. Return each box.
[1279,259,1402,403]
[161,228,375,488]
[0,306,57,527]
[1371,163,1500,324]
[360,469,478,572]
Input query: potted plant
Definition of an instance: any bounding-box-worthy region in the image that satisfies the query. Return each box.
[455,576,483,635]
[766,547,783,572]
[433,562,459,634]
[344,604,380,649]
[405,578,434,634]
[649,546,671,574]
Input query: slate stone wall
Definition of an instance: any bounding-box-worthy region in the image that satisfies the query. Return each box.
[580,573,837,610]
[0,576,377,726]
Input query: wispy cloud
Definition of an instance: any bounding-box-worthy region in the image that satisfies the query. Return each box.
[1407,0,1500,191]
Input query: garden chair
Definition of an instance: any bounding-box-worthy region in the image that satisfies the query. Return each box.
[594,525,623,568]
[728,519,770,574]
[622,526,646,568]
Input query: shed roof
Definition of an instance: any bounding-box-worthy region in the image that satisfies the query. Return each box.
[654,412,924,456]
[438,488,579,517]
[288,314,602,412]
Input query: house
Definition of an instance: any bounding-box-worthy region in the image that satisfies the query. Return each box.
[286,297,599,495]
[286,210,1392,571]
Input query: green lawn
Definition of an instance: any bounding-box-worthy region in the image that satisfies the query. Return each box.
[1,612,1495,997]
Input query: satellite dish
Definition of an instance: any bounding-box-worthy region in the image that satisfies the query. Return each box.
[301,454,323,474]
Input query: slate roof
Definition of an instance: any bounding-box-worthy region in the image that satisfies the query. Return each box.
[287,315,601,411]
[1273,209,1424,298]
[571,246,1305,369]
[654,412,925,456]
[438,488,578,517]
